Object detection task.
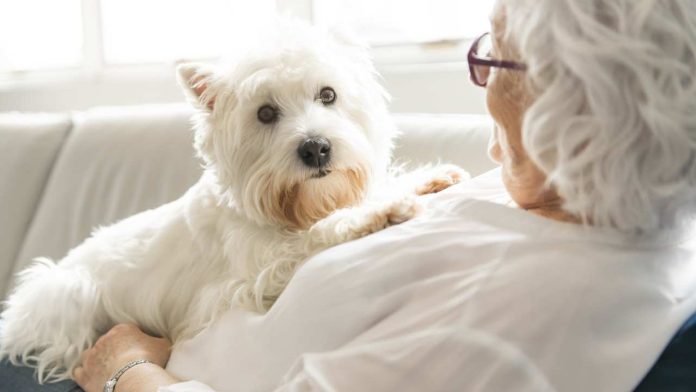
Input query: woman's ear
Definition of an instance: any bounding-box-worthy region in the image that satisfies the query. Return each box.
[176,63,216,111]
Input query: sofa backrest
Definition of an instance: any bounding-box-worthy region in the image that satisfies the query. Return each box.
[0,113,72,298]
[1,104,495,298]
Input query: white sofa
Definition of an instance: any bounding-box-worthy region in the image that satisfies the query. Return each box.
[0,104,495,299]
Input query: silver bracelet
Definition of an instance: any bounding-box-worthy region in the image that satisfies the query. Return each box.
[103,359,153,392]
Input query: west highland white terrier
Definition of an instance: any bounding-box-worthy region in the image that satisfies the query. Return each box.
[0,21,466,382]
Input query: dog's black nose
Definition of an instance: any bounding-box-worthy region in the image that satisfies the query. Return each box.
[297,137,332,168]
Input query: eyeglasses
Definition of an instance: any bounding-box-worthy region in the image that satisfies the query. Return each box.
[468,32,527,87]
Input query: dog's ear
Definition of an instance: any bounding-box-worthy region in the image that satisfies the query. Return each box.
[176,63,216,111]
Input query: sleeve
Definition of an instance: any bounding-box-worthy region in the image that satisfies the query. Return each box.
[157,380,217,392]
[275,328,555,392]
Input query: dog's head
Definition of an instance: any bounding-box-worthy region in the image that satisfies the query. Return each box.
[177,21,396,230]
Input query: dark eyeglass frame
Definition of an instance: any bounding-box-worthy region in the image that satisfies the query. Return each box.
[468,32,527,87]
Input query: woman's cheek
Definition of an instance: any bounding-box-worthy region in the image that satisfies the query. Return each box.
[488,125,504,164]
[486,73,504,164]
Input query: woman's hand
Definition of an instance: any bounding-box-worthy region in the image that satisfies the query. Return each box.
[73,323,172,392]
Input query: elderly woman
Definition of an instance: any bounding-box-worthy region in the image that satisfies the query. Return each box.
[4,0,696,391]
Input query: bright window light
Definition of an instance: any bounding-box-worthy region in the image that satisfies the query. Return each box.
[0,0,494,74]
[100,0,276,64]
[313,0,496,45]
[0,0,83,72]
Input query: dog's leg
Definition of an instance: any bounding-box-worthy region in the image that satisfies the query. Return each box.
[304,197,421,249]
[0,258,108,382]
[232,198,421,313]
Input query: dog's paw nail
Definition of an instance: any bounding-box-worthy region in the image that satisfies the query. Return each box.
[416,166,469,195]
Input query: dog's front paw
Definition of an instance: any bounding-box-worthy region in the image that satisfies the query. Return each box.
[383,196,421,224]
[351,197,421,238]
[416,165,470,196]
[306,197,422,247]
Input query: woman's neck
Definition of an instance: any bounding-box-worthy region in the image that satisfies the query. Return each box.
[524,202,582,224]
[500,163,583,225]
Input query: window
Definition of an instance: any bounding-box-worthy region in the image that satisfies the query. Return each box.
[101,0,275,64]
[0,0,494,114]
[313,0,494,46]
[313,0,496,65]
[0,0,83,72]
[0,0,495,75]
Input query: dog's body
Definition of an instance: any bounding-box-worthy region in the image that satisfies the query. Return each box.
[0,21,466,382]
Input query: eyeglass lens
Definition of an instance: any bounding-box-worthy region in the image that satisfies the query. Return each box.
[473,34,493,85]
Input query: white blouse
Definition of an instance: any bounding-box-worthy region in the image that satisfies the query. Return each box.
[161,169,696,392]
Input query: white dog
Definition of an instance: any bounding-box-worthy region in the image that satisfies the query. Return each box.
[0,21,466,382]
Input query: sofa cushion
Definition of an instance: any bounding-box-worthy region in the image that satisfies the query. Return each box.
[0,113,72,298]
[14,104,203,278]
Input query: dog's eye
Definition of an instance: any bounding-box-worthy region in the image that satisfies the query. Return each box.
[319,87,336,105]
[257,105,278,124]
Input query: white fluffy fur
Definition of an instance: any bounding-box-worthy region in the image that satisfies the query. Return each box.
[500,0,696,233]
[0,21,466,383]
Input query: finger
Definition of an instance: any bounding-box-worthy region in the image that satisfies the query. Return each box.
[81,347,94,362]
[72,366,85,384]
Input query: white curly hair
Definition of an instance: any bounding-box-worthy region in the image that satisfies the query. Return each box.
[499,0,696,234]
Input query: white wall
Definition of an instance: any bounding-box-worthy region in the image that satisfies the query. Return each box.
[0,63,487,115]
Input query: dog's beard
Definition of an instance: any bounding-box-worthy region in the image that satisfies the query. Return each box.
[262,166,369,230]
